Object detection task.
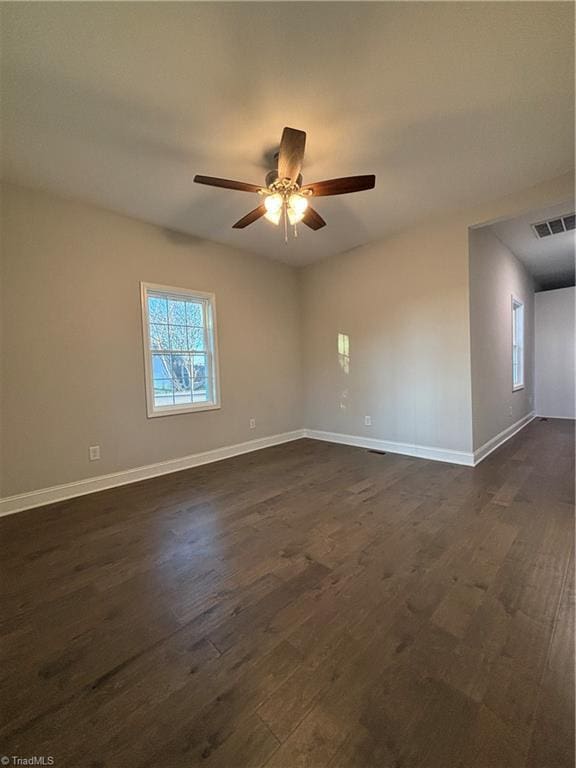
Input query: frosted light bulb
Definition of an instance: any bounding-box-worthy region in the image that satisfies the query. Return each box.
[264,193,283,214]
[288,194,308,215]
[287,207,303,225]
[264,209,281,225]
[287,194,308,225]
[286,194,308,225]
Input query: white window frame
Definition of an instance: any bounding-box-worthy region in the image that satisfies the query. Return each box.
[511,295,524,392]
[140,282,221,417]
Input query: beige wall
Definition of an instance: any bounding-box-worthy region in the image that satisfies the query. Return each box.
[535,287,575,419]
[0,183,302,496]
[304,216,471,451]
[1,172,573,498]
[300,172,574,456]
[301,219,474,452]
[469,226,535,451]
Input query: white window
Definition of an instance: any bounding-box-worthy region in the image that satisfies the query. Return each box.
[512,296,524,391]
[140,282,220,417]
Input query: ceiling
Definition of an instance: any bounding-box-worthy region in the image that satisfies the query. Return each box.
[488,201,575,291]
[1,2,574,266]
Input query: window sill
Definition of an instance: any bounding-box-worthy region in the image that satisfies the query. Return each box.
[147,402,221,418]
[512,385,525,392]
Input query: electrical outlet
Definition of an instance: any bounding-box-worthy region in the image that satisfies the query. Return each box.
[364,415,372,426]
[89,445,100,461]
[249,418,256,430]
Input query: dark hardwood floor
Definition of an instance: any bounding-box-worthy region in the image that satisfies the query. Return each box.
[1,419,574,767]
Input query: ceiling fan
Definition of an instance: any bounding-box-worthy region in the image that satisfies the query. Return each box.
[194,127,376,238]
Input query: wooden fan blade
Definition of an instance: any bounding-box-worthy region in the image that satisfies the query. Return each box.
[232,205,266,229]
[302,175,376,197]
[302,206,326,231]
[194,175,263,193]
[277,127,306,182]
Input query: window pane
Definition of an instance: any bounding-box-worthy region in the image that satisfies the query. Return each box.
[167,298,187,325]
[169,325,188,351]
[150,323,170,350]
[148,296,168,324]
[512,300,524,387]
[187,326,206,351]
[192,353,207,382]
[152,353,170,380]
[193,377,209,402]
[171,354,192,391]
[174,388,193,405]
[153,376,173,392]
[154,378,174,407]
[186,301,204,327]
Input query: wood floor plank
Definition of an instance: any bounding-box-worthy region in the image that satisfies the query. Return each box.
[525,547,575,768]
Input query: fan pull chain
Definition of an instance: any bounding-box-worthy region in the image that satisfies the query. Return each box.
[283,206,288,244]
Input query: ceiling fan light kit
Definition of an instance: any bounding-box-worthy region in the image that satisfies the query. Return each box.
[194,127,376,242]
[261,181,310,231]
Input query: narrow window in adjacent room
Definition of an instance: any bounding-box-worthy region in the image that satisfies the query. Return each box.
[512,296,524,391]
[141,283,220,417]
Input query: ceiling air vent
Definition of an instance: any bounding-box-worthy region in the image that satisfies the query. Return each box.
[532,213,575,238]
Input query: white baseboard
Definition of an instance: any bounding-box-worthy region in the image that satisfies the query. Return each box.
[0,429,306,518]
[0,413,545,518]
[303,429,475,467]
[472,411,536,465]
[535,414,575,420]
